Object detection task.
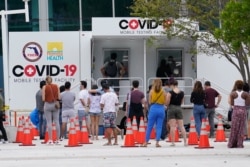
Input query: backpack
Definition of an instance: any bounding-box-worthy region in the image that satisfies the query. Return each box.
[105,61,118,77]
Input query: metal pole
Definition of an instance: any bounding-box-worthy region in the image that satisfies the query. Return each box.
[1,0,30,108]
[112,0,115,17]
[79,0,82,30]
[143,38,147,95]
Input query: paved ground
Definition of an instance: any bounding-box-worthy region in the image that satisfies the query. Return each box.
[1,136,250,167]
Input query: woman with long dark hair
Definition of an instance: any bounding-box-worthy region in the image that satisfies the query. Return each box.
[190,81,206,137]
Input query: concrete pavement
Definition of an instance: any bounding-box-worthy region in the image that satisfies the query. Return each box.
[1,136,250,167]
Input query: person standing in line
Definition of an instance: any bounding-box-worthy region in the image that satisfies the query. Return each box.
[36,80,46,140]
[127,80,147,128]
[190,81,206,137]
[0,89,8,144]
[161,80,172,140]
[204,81,222,138]
[142,79,167,147]
[100,82,119,146]
[42,76,60,145]
[228,80,250,148]
[243,83,250,141]
[78,81,90,135]
[100,53,125,96]
[167,79,187,146]
[60,81,76,141]
[59,85,66,139]
[89,84,102,140]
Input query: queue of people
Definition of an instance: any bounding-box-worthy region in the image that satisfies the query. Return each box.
[2,73,250,149]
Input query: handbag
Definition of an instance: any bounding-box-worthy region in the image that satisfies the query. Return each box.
[48,85,60,109]
[228,107,233,121]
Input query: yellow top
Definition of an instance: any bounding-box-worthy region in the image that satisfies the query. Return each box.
[150,89,165,105]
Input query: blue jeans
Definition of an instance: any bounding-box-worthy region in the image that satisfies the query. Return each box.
[193,104,205,136]
[78,110,89,129]
[39,110,47,138]
[146,104,165,142]
[205,108,215,137]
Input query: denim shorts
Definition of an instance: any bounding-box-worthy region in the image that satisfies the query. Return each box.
[78,110,89,122]
[89,112,102,116]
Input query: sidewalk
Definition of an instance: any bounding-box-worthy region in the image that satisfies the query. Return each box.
[1,137,250,167]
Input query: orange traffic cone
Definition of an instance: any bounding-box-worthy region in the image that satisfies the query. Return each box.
[205,118,210,135]
[65,118,82,147]
[27,117,35,140]
[195,119,214,149]
[79,118,93,144]
[188,117,198,145]
[149,123,156,139]
[74,117,81,142]
[122,118,138,147]
[13,117,24,143]
[136,117,146,144]
[167,126,181,142]
[52,122,57,142]
[132,116,138,142]
[41,127,49,144]
[214,116,227,142]
[19,119,36,146]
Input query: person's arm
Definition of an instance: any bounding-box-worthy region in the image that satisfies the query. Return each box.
[100,62,108,77]
[215,94,222,107]
[118,62,125,77]
[166,92,171,106]
[42,85,46,102]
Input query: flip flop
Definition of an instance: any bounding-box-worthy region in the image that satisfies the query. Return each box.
[103,143,112,146]
[113,143,119,145]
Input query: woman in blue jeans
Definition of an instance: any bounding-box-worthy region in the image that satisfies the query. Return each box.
[190,81,206,137]
[142,79,167,147]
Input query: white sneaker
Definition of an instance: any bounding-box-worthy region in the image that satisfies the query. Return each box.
[3,141,9,144]
[59,137,64,141]
[46,140,54,145]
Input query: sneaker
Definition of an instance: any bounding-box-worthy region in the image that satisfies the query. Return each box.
[3,141,9,144]
[46,140,54,145]
[59,137,64,141]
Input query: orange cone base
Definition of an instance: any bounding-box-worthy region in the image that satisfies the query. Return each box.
[19,144,36,146]
[79,141,93,144]
[64,144,82,147]
[214,139,227,142]
[195,146,214,149]
[121,145,139,148]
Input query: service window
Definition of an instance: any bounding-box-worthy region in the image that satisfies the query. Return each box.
[103,49,129,78]
[157,48,183,77]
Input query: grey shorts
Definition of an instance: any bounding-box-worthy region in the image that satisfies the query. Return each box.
[89,112,102,116]
[62,109,75,123]
[167,105,183,120]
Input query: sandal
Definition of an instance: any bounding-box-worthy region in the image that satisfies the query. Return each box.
[113,143,119,145]
[170,143,175,147]
[141,143,147,147]
[103,143,112,146]
[156,143,161,147]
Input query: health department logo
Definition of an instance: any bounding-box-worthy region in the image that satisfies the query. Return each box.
[47,42,63,61]
[22,42,43,62]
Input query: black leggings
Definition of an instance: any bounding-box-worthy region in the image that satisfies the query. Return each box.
[0,119,8,141]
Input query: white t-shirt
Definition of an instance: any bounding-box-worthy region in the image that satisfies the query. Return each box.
[100,91,119,113]
[78,89,89,110]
